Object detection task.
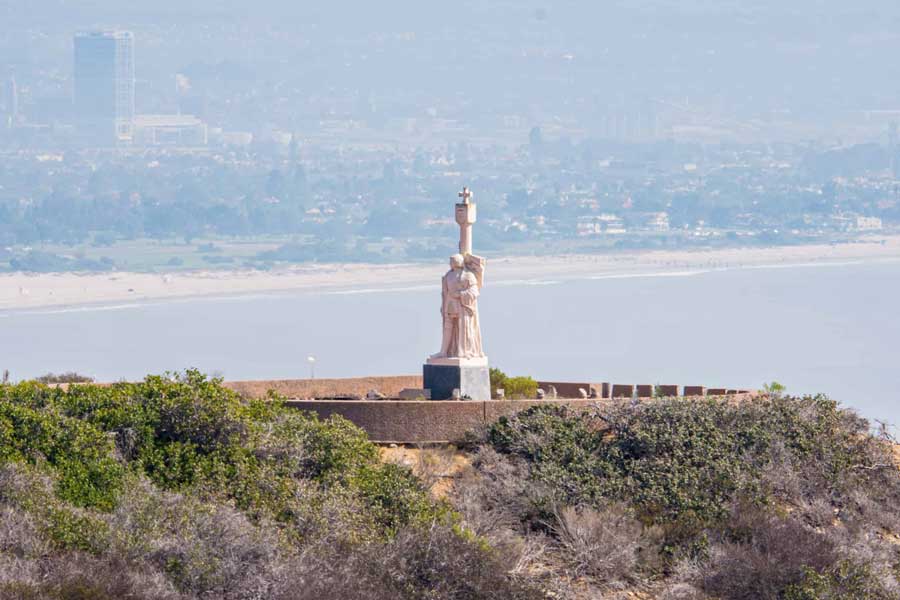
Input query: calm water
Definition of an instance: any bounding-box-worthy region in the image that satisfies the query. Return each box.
[2,261,898,425]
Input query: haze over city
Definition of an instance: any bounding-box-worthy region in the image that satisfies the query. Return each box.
[6,1,900,140]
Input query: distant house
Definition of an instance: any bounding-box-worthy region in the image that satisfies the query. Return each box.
[830,214,854,231]
[577,214,626,236]
[642,212,670,232]
[830,214,883,232]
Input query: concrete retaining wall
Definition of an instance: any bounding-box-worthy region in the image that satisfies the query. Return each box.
[286,399,598,443]
[286,393,758,443]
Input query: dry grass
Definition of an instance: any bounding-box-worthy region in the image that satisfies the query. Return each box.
[379,444,471,498]
[551,505,645,584]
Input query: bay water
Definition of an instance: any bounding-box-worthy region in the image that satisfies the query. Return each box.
[2,260,898,425]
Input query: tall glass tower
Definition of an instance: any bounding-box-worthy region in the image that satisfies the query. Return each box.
[74,30,135,141]
[4,76,17,127]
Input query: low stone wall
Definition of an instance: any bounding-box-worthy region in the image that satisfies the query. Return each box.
[286,399,598,443]
[286,393,759,443]
[226,376,756,443]
[536,381,597,398]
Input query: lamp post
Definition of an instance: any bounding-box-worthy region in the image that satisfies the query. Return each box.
[307,355,316,380]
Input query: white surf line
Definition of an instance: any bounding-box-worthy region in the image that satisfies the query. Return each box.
[5,302,155,317]
[738,259,886,270]
[580,256,900,282]
[493,279,563,287]
[0,290,295,317]
[326,284,435,295]
[586,270,710,281]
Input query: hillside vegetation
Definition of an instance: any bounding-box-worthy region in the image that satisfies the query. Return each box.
[455,396,900,598]
[0,371,537,599]
[0,373,898,599]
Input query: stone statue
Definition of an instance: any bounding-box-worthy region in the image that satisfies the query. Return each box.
[423,187,490,401]
[434,253,484,359]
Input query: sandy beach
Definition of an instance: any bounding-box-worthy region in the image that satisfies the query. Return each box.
[2,236,899,312]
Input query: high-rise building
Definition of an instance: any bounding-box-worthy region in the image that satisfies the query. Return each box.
[74,30,135,141]
[4,76,17,127]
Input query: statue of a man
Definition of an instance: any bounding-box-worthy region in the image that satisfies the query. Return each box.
[433,253,484,359]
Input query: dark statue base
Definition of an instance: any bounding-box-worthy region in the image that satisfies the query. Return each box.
[423,363,491,401]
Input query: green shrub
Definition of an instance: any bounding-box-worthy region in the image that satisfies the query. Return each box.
[351,462,445,534]
[504,377,539,400]
[290,409,379,480]
[0,399,123,509]
[43,506,110,553]
[0,371,441,535]
[784,562,896,600]
[489,368,539,399]
[489,368,507,399]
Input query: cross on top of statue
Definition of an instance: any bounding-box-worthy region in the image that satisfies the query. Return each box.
[455,187,477,255]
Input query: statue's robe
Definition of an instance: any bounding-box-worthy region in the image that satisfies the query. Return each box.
[457,278,484,358]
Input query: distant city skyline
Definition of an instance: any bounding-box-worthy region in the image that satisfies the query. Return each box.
[2,2,900,146]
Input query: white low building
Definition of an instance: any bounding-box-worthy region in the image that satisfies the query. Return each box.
[856,216,883,231]
[133,114,208,146]
[577,214,626,236]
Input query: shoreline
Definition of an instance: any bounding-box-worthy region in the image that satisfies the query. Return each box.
[2,236,900,313]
